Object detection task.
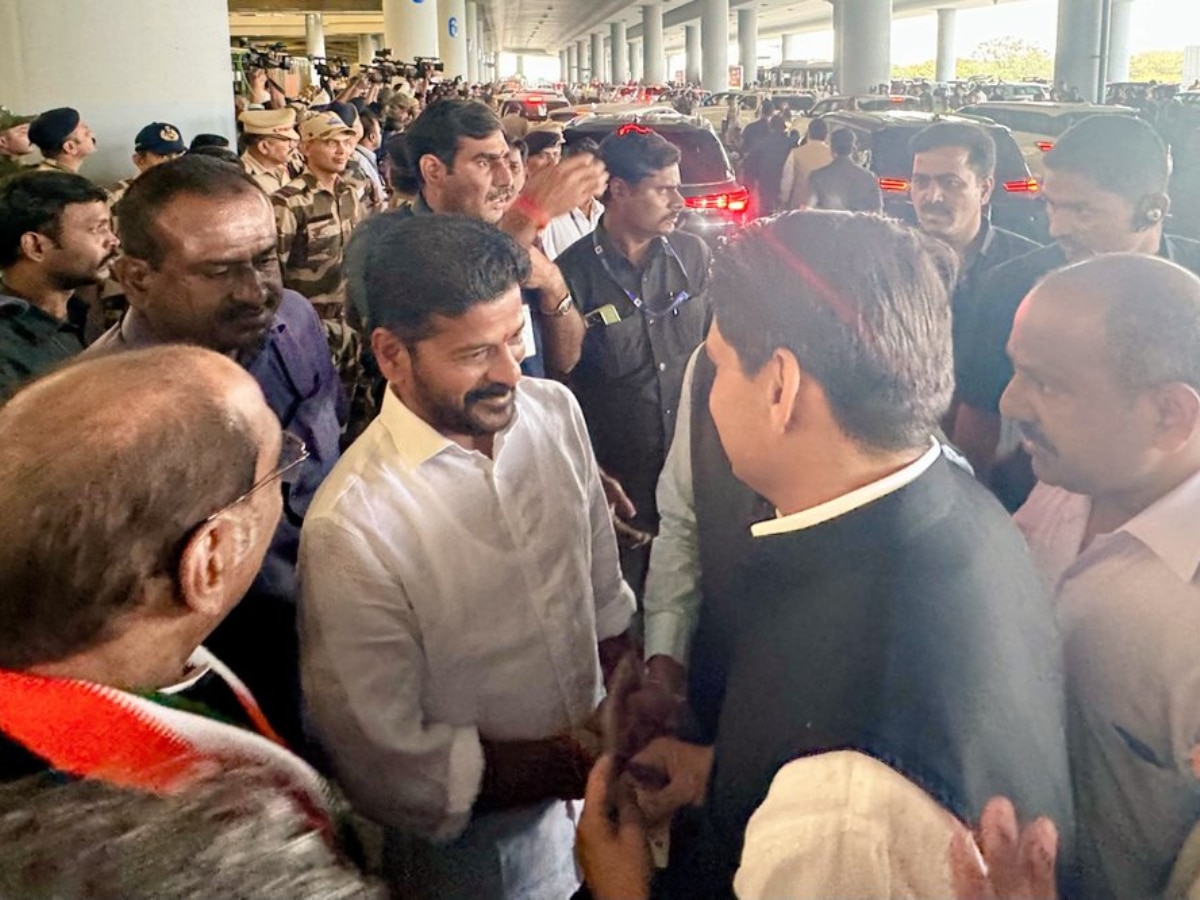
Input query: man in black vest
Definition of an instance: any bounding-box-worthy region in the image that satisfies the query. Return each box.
[578,211,1073,899]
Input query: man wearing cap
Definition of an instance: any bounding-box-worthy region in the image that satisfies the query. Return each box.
[239,108,300,195]
[272,110,365,322]
[0,108,37,181]
[323,101,385,216]
[29,108,96,176]
[107,122,187,209]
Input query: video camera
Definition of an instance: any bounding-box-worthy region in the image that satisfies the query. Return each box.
[313,56,351,80]
[238,38,293,73]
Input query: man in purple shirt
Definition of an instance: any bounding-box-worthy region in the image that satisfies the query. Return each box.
[85,155,343,748]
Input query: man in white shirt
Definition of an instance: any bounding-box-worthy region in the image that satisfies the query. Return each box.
[539,137,604,261]
[1002,253,1200,900]
[299,213,635,899]
[778,116,832,210]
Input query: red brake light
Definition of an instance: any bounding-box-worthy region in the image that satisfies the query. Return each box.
[890,96,904,104]
[685,186,751,215]
[1003,179,1041,194]
[878,177,910,193]
[1036,140,1054,152]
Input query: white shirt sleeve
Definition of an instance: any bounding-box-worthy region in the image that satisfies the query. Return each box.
[643,348,702,665]
[779,150,797,209]
[299,516,485,842]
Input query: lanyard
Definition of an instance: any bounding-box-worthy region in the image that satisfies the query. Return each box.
[591,232,692,321]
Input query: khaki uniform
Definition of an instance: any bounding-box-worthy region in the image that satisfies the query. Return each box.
[271,171,364,320]
[106,177,134,211]
[343,155,385,215]
[33,158,76,175]
[0,155,26,182]
[242,151,293,195]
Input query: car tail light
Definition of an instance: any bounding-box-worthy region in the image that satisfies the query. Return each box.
[1036,140,1054,152]
[878,177,910,192]
[685,186,751,215]
[1003,178,1041,193]
[889,96,904,104]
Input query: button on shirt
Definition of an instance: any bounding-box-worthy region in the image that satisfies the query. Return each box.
[85,289,343,601]
[1015,477,1200,900]
[0,293,88,403]
[298,380,634,893]
[556,222,711,527]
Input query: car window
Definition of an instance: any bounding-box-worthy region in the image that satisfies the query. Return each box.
[564,127,732,184]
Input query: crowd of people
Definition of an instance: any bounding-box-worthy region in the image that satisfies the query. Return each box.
[0,65,1198,900]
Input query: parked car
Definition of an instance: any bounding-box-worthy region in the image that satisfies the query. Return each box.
[563,108,751,240]
[956,101,1138,179]
[807,94,922,117]
[820,109,1049,242]
[500,91,572,122]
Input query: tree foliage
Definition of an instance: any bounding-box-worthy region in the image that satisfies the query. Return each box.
[1128,50,1184,84]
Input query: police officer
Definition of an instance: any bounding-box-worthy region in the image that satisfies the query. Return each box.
[0,108,36,181]
[239,108,300,195]
[107,122,187,209]
[272,110,365,321]
[28,108,97,177]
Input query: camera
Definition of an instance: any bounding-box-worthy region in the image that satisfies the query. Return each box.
[237,38,293,73]
[313,56,351,80]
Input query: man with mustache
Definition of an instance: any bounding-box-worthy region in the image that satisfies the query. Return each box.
[0,171,117,401]
[1002,254,1200,899]
[952,115,1200,505]
[84,155,343,748]
[554,126,713,595]
[300,214,635,899]
[910,121,1039,385]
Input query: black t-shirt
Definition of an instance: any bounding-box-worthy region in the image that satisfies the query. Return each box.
[958,235,1200,413]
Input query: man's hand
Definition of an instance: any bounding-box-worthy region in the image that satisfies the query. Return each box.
[577,755,652,900]
[525,245,570,303]
[247,68,270,104]
[266,79,287,110]
[950,796,1059,900]
[502,155,608,243]
[598,469,653,549]
[645,655,686,700]
[629,737,713,827]
[476,733,595,813]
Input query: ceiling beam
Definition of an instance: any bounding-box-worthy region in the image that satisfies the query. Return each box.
[228,0,382,10]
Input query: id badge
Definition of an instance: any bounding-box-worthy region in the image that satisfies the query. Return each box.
[520,305,538,359]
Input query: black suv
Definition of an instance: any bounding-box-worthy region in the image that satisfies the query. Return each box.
[562,108,751,242]
[819,109,1050,242]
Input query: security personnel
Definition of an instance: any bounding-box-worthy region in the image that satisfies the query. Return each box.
[28,108,97,176]
[107,122,187,209]
[556,126,712,594]
[0,108,36,181]
[272,110,365,321]
[239,108,300,195]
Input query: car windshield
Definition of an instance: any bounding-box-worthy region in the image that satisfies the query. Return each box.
[566,126,732,184]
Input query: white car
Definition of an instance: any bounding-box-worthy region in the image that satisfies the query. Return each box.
[956,101,1138,179]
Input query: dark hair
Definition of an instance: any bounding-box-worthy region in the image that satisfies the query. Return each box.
[190,133,231,151]
[599,128,681,185]
[349,214,531,341]
[760,98,775,116]
[359,108,381,137]
[1044,114,1168,202]
[0,171,109,268]
[118,155,262,268]
[189,146,243,165]
[769,115,786,133]
[404,99,503,185]
[0,347,258,668]
[712,211,955,452]
[910,121,997,180]
[507,136,529,164]
[564,136,601,159]
[830,128,856,156]
[806,117,829,142]
[383,132,419,195]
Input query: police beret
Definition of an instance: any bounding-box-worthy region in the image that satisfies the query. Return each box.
[28,107,80,150]
[238,107,300,142]
[134,122,186,156]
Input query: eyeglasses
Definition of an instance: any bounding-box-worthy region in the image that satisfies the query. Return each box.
[203,431,309,525]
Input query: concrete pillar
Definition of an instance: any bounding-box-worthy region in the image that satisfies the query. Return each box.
[591,32,604,81]
[439,0,468,79]
[384,0,440,63]
[935,8,956,83]
[474,13,485,79]
[466,1,480,81]
[701,0,730,91]
[305,13,326,59]
[0,0,235,185]
[357,34,378,66]
[1055,0,1103,102]
[840,0,890,95]
[577,40,588,80]
[1107,0,1134,84]
[737,8,757,87]
[643,4,666,84]
[831,0,845,89]
[782,32,801,61]
[611,22,629,83]
[568,43,580,81]
[602,36,612,82]
[685,24,702,84]
[630,41,642,81]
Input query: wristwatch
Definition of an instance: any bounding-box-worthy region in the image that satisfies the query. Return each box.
[541,294,575,317]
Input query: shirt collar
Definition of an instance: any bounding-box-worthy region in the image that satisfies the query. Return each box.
[594,219,667,266]
[379,387,457,468]
[410,193,435,216]
[1117,467,1200,582]
[750,439,943,538]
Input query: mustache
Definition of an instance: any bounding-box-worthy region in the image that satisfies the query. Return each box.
[1015,420,1054,453]
[918,203,952,216]
[488,188,515,204]
[465,383,513,405]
